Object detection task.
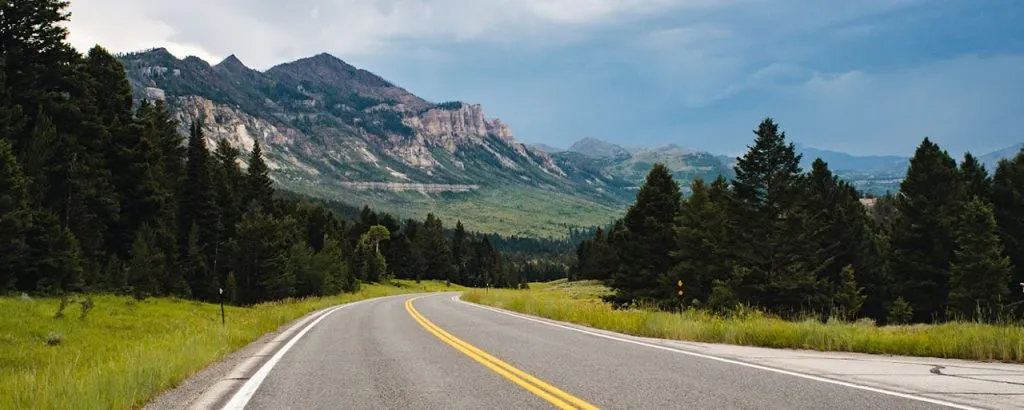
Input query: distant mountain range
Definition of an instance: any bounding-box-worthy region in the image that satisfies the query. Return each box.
[118,48,1021,237]
[532,139,1022,196]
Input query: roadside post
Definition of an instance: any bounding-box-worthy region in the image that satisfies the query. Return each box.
[677,280,684,313]
[219,288,225,325]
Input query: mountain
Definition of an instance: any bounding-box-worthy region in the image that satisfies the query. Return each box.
[789,142,1023,195]
[529,143,565,154]
[119,49,641,237]
[568,137,632,159]
[795,144,908,173]
[979,142,1024,171]
[791,144,909,195]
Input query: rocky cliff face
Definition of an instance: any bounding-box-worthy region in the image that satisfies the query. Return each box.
[119,48,578,196]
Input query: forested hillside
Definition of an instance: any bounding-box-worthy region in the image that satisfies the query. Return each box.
[575,118,1024,324]
[0,0,535,304]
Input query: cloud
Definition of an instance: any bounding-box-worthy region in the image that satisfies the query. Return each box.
[67,0,714,68]
[63,0,1022,157]
[766,54,1024,155]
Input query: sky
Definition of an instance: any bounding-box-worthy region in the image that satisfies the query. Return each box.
[66,0,1024,157]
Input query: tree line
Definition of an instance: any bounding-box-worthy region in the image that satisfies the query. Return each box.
[0,0,528,304]
[573,117,1024,324]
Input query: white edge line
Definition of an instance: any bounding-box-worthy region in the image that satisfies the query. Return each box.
[220,298,375,410]
[450,294,985,410]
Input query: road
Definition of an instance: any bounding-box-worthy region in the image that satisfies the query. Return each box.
[213,293,1006,410]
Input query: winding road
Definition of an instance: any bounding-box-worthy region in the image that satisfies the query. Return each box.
[181,293,1020,410]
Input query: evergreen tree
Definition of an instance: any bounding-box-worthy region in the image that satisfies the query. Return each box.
[0,139,30,292]
[403,219,426,280]
[606,162,682,305]
[803,159,882,318]
[102,254,125,294]
[991,149,1024,313]
[288,242,320,297]
[948,198,1013,321]
[833,265,866,320]
[178,119,219,299]
[316,234,354,294]
[126,225,162,299]
[575,227,618,281]
[244,139,274,211]
[0,0,79,150]
[33,225,83,295]
[669,177,731,306]
[889,138,963,322]
[152,100,185,194]
[471,236,503,287]
[17,110,56,202]
[960,153,991,201]
[727,118,826,314]
[451,220,468,284]
[419,214,452,281]
[231,209,295,304]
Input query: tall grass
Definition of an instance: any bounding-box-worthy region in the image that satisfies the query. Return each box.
[462,281,1024,362]
[0,280,459,410]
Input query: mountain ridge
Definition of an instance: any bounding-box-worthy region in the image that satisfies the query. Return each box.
[118,49,650,237]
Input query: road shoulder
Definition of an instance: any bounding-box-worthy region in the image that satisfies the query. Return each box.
[143,296,391,410]
[456,295,1024,410]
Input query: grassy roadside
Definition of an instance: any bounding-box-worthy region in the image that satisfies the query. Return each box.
[0,280,460,410]
[461,280,1024,363]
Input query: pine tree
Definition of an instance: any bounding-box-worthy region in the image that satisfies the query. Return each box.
[575,227,619,281]
[451,220,468,284]
[960,153,992,201]
[231,209,294,304]
[889,138,963,322]
[472,236,503,287]
[0,139,30,292]
[316,235,353,295]
[948,198,1013,321]
[0,0,79,150]
[17,110,55,202]
[402,219,426,280]
[606,162,682,305]
[107,95,171,259]
[288,242,320,297]
[102,254,125,294]
[152,100,185,194]
[244,139,274,212]
[419,214,452,281]
[34,225,83,295]
[991,149,1024,314]
[727,118,826,313]
[803,159,882,319]
[833,265,866,320]
[178,119,219,299]
[669,177,731,306]
[127,224,167,299]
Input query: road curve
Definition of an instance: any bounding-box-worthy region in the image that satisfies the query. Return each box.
[228,292,966,410]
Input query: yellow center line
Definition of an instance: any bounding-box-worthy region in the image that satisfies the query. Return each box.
[405,296,600,410]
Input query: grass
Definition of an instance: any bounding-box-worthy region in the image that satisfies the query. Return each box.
[461,280,1024,363]
[0,280,460,410]
[287,181,621,238]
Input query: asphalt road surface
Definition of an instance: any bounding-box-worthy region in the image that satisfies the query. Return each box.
[223,293,976,410]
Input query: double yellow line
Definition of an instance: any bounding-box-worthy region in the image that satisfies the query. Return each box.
[405,296,599,410]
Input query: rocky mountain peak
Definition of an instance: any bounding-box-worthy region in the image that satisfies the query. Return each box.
[266,53,428,111]
[215,54,250,72]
